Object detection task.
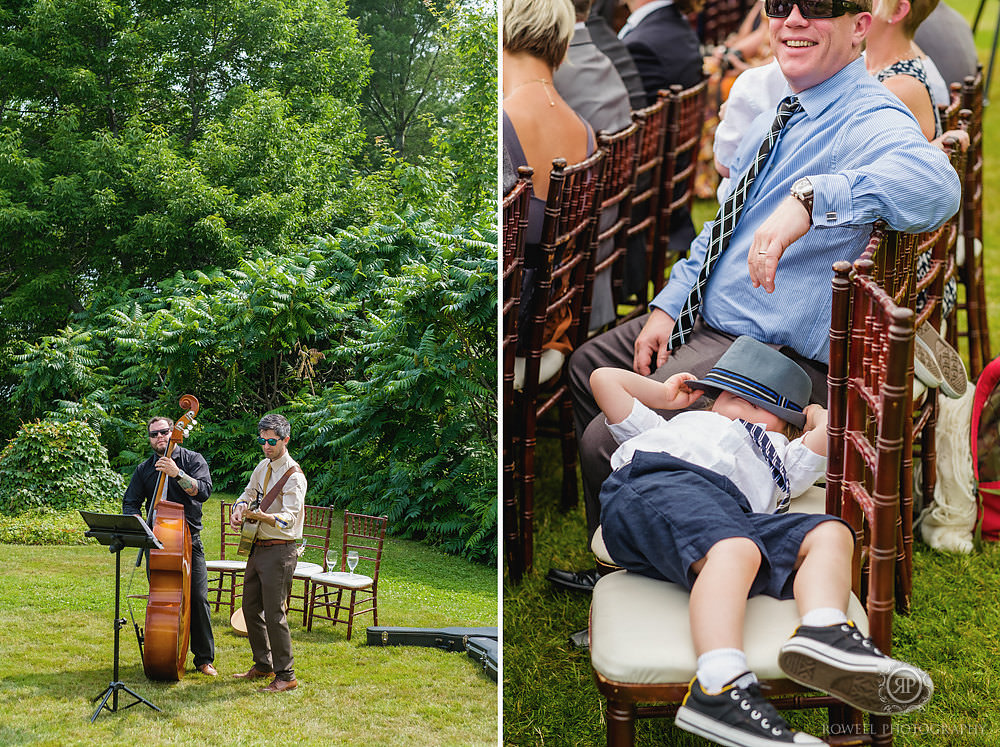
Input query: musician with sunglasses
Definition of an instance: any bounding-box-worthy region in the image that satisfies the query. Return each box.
[230,413,307,693]
[123,416,217,676]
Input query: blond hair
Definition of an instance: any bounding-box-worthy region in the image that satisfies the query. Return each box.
[503,0,576,69]
[873,0,938,37]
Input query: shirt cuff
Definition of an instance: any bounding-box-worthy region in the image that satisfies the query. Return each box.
[809,173,853,227]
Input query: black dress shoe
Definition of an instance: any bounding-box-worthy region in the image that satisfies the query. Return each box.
[546,567,599,593]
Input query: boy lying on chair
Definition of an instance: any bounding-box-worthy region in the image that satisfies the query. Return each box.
[593,335,932,747]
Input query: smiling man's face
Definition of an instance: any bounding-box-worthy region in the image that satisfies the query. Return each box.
[770,4,871,92]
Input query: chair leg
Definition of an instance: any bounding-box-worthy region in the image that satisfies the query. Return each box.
[559,391,578,511]
[346,590,357,641]
[372,592,378,627]
[606,700,636,747]
[307,584,316,631]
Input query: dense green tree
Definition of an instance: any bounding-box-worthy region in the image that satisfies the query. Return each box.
[0,0,370,345]
[349,0,448,157]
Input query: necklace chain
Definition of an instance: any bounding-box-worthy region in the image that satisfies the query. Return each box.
[505,78,555,107]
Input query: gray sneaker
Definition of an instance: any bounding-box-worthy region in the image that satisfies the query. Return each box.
[779,621,933,714]
[915,323,967,398]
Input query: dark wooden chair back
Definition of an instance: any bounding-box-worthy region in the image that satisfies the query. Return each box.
[856,223,921,613]
[827,260,915,688]
[512,148,606,579]
[652,78,708,295]
[503,168,532,582]
[956,68,991,377]
[621,95,670,321]
[592,121,641,328]
[693,0,747,46]
[340,511,388,579]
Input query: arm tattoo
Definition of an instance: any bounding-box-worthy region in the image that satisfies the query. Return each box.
[176,471,198,495]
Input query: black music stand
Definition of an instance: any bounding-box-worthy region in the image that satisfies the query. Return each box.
[80,511,163,722]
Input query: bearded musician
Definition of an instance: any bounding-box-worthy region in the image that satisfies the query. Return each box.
[123,416,217,676]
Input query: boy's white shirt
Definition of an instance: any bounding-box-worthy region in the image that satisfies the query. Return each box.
[606,398,826,514]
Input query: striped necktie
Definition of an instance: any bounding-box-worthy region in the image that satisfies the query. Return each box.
[739,419,791,513]
[668,96,802,349]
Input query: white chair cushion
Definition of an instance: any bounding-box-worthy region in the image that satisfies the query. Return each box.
[311,571,374,590]
[591,484,829,565]
[513,348,565,391]
[589,570,868,684]
[205,559,247,571]
[293,561,323,579]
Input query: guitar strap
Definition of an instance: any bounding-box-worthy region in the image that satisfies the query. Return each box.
[259,465,303,512]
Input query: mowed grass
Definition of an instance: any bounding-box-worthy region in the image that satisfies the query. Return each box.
[0,495,498,746]
[504,2,1000,744]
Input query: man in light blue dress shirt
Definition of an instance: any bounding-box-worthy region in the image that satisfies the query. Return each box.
[550,0,963,595]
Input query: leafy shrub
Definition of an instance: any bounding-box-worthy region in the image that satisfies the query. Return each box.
[0,420,128,514]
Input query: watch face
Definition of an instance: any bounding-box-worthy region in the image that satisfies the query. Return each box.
[793,178,812,198]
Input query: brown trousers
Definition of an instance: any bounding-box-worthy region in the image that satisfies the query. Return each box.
[568,315,829,542]
[242,542,298,680]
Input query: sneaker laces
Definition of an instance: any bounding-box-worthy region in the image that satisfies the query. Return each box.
[840,622,885,657]
[729,682,793,737]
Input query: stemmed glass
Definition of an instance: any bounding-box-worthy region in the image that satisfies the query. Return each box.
[347,550,360,575]
[297,536,307,558]
[327,549,338,573]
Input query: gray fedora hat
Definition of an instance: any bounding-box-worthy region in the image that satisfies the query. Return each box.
[687,336,811,429]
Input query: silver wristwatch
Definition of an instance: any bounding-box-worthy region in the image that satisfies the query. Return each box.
[790,177,814,222]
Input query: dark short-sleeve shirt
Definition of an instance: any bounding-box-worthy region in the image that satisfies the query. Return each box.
[122,445,213,533]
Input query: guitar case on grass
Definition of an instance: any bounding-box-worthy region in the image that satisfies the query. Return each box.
[465,636,498,683]
[366,626,498,682]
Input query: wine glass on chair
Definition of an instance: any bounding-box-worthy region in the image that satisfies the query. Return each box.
[347,550,359,575]
[327,549,338,573]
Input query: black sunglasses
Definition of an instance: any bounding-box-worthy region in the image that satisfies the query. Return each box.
[257,437,280,446]
[148,428,171,438]
[764,0,865,18]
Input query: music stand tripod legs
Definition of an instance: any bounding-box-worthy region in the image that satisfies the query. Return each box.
[80,511,164,722]
[90,539,161,722]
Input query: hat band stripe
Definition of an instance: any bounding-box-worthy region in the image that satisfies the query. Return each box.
[701,368,804,413]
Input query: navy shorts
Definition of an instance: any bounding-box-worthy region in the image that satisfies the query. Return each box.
[599,450,848,600]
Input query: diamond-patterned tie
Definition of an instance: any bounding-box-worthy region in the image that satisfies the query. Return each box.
[739,419,791,513]
[668,96,802,349]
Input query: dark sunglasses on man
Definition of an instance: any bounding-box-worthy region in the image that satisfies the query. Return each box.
[764,0,865,18]
[257,437,281,446]
[148,428,171,438]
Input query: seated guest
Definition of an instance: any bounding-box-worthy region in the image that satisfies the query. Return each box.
[618,0,704,104]
[503,0,597,351]
[587,0,647,110]
[554,0,633,330]
[865,0,944,140]
[619,0,706,281]
[914,0,979,87]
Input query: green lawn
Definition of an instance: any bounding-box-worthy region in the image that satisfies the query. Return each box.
[503,2,1000,744]
[0,494,497,746]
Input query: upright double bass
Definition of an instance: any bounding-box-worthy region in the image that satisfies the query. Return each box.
[140,394,199,681]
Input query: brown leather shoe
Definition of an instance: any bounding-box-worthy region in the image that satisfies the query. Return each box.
[259,677,298,693]
[197,663,218,676]
[232,666,272,680]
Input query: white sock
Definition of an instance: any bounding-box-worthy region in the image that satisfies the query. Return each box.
[801,607,849,627]
[696,648,751,693]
